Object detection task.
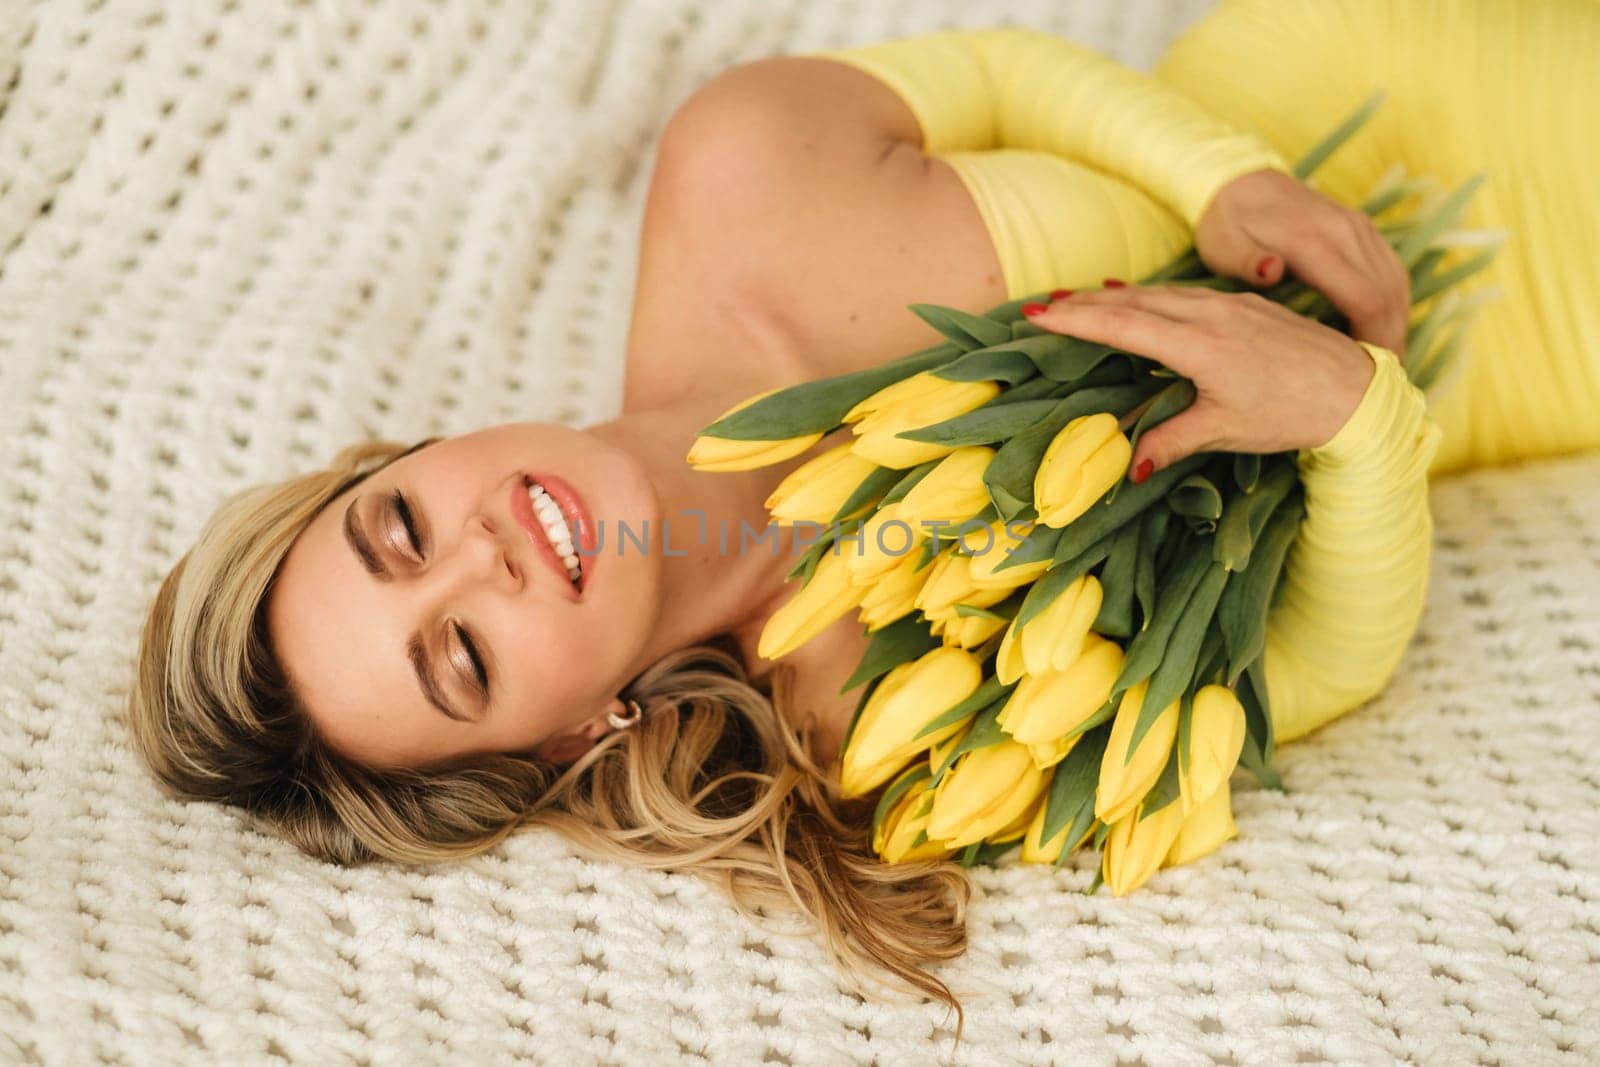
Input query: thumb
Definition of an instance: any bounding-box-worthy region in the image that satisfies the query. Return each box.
[1129,410,1218,483]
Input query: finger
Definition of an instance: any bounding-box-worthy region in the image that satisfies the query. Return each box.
[1048,282,1215,319]
[1357,221,1411,359]
[1129,405,1223,480]
[1282,226,1398,353]
[1024,298,1208,378]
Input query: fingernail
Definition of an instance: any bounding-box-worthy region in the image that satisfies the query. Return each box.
[1103,278,1126,289]
[1049,288,1075,301]
[1131,458,1154,484]
[1021,302,1049,317]
[1255,256,1279,280]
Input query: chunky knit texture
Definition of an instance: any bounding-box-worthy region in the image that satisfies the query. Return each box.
[1,1,1597,1063]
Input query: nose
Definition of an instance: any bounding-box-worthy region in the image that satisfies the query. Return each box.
[433,516,520,592]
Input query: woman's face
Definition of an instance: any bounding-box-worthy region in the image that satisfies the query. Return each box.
[266,423,663,770]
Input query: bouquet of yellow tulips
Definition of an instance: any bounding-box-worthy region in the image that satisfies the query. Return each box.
[686,92,1501,896]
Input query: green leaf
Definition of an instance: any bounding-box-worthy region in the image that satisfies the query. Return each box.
[1291,87,1387,182]
[699,344,956,440]
[840,615,940,694]
[1126,378,1197,460]
[933,344,1038,385]
[1132,505,1168,634]
[1014,539,1114,630]
[1129,562,1229,758]
[831,465,902,523]
[880,460,938,507]
[908,303,1013,349]
[1138,744,1183,818]
[1237,657,1284,791]
[1212,454,1297,572]
[1176,686,1196,781]
[897,399,1061,446]
[1232,453,1261,493]
[1410,244,1500,305]
[1217,487,1305,683]
[992,522,1064,574]
[1029,335,1122,383]
[1168,474,1223,522]
[1039,724,1110,860]
[1115,531,1213,701]
[1091,518,1142,638]
[1395,172,1487,271]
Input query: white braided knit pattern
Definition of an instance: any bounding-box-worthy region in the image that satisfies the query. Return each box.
[1,0,1597,1063]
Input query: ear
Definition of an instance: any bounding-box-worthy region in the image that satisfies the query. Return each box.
[533,697,629,766]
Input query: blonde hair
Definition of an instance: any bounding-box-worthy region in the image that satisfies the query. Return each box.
[128,436,975,1045]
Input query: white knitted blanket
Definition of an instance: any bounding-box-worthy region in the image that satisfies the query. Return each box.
[2,1,1596,1063]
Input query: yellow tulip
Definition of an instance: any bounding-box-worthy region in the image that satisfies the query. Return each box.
[938,610,1008,650]
[757,550,864,662]
[1095,679,1180,826]
[764,443,882,524]
[1020,802,1097,865]
[879,780,957,864]
[966,520,1052,591]
[871,764,928,855]
[686,388,824,472]
[913,549,1012,619]
[999,634,1124,745]
[849,372,1001,469]
[1102,798,1187,896]
[1025,733,1079,772]
[839,749,917,802]
[843,502,924,586]
[1033,413,1132,527]
[894,446,996,532]
[995,573,1104,684]
[988,789,1046,844]
[1178,685,1247,816]
[838,647,983,798]
[926,740,1049,849]
[856,551,929,632]
[1164,777,1238,869]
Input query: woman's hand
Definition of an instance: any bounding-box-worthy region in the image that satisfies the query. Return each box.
[1022,285,1376,478]
[1196,168,1411,359]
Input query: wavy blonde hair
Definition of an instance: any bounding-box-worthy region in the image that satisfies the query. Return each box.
[128,435,976,1045]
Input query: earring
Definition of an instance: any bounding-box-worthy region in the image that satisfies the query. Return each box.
[607,698,644,730]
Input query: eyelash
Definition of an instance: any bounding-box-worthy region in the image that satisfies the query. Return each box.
[390,489,490,696]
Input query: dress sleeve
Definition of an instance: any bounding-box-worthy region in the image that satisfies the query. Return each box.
[809,26,1293,230]
[1263,341,1443,743]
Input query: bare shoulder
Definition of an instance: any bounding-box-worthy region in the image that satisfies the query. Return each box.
[626,55,1009,398]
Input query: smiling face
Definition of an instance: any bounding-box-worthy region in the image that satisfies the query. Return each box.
[265,423,664,770]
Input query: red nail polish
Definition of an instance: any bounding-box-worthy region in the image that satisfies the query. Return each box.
[1049,288,1074,301]
[1131,458,1154,484]
[1256,256,1278,280]
[1103,278,1126,289]
[1021,302,1048,316]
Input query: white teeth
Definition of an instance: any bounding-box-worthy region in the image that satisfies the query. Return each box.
[527,481,582,584]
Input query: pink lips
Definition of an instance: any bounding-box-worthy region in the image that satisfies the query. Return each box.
[510,479,580,601]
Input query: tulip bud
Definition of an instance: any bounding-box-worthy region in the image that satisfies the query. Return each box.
[856,551,929,632]
[849,372,1001,469]
[838,647,984,798]
[1095,679,1180,826]
[1178,685,1247,816]
[913,550,1012,619]
[996,574,1104,685]
[1020,802,1097,865]
[1034,413,1132,527]
[999,634,1124,745]
[687,389,825,472]
[1165,776,1238,869]
[988,791,1046,844]
[757,551,864,662]
[879,777,958,864]
[1101,798,1187,896]
[939,609,1009,650]
[966,520,1052,591]
[845,501,924,586]
[895,446,996,532]
[926,740,1049,849]
[928,720,973,776]
[765,443,882,524]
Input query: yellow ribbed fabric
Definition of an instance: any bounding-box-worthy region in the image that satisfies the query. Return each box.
[813,1,1598,741]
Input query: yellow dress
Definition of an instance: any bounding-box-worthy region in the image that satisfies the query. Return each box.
[811,0,1600,743]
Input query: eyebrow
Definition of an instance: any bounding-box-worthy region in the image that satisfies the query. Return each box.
[343,496,472,724]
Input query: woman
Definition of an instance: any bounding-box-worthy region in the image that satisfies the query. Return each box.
[126,0,1598,1037]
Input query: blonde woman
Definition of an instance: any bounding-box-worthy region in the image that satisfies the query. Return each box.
[127,0,1598,1038]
